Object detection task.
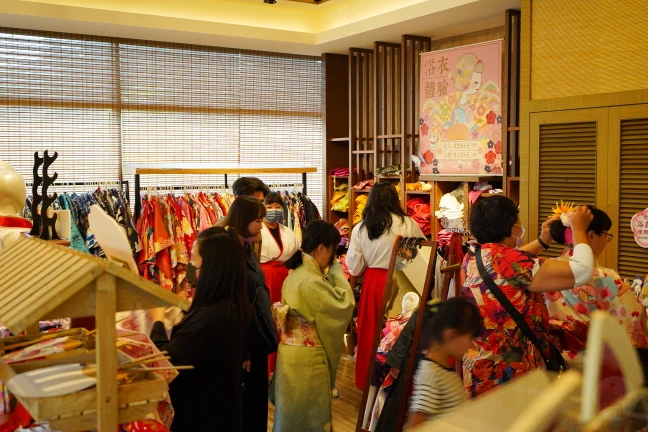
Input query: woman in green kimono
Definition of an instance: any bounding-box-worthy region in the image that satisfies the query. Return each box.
[271,220,355,431]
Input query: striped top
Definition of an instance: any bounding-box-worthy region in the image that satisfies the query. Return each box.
[409,358,467,420]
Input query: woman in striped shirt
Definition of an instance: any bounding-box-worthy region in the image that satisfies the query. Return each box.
[407,297,484,428]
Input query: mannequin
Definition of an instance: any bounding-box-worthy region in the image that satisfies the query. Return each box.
[362,292,420,430]
[0,160,32,252]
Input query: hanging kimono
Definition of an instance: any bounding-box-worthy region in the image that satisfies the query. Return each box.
[270,256,354,431]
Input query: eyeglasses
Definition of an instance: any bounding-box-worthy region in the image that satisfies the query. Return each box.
[602,232,614,243]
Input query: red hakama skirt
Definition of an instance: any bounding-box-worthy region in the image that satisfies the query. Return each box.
[355,267,389,390]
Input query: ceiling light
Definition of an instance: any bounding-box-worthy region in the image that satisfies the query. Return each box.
[264,0,276,3]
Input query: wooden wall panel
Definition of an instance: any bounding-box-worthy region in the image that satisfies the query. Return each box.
[530,0,648,100]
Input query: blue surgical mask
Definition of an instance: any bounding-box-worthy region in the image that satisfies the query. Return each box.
[265,209,283,223]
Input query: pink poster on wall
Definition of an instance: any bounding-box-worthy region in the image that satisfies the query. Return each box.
[418,40,503,176]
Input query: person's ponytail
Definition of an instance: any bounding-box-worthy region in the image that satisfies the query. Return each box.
[284,250,304,270]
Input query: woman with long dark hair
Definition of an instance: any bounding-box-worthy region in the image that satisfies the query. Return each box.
[270,220,355,431]
[150,226,250,431]
[346,182,424,390]
[221,195,278,432]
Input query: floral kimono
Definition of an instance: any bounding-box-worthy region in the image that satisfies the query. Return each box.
[545,247,648,363]
[270,256,354,431]
[461,243,554,397]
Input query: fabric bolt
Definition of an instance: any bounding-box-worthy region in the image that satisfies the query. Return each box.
[545,247,648,363]
[462,243,555,397]
[270,257,354,431]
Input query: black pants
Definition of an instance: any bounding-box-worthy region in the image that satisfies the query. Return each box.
[242,352,269,432]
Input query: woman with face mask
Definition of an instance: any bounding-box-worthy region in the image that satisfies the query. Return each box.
[150,226,250,431]
[259,192,301,376]
[270,220,355,432]
[220,196,278,432]
[461,196,595,398]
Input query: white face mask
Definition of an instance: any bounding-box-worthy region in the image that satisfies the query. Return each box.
[513,224,525,248]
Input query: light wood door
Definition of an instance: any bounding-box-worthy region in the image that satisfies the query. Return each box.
[529,108,608,260]
[607,104,648,277]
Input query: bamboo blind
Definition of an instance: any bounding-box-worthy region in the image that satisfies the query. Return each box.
[0,29,323,207]
[538,122,597,258]
[618,118,648,278]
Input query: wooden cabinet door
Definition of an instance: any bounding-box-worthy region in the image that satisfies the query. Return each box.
[529,109,608,259]
[607,104,648,277]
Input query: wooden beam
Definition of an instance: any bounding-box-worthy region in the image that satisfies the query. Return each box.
[96,273,118,431]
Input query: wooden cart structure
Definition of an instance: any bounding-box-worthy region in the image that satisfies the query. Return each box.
[0,236,189,431]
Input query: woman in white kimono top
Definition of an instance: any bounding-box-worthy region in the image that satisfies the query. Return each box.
[346,182,425,390]
[261,192,301,376]
[270,220,355,432]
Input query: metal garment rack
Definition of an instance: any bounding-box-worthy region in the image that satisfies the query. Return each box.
[25,180,130,203]
[124,164,317,221]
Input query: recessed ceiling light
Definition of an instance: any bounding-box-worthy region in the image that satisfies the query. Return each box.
[264,0,276,3]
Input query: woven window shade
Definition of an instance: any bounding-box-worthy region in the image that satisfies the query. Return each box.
[0,29,323,208]
[618,118,648,278]
[538,122,597,258]
[0,30,121,192]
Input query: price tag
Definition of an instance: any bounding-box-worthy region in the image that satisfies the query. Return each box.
[630,209,648,248]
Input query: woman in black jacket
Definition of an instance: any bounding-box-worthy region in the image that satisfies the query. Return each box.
[220,196,278,432]
[151,226,251,432]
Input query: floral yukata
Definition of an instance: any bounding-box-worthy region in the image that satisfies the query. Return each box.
[462,243,555,397]
[545,247,648,362]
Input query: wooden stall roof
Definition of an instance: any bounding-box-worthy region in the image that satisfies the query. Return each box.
[0,236,189,334]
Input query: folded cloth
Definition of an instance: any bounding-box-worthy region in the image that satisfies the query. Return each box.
[353,195,368,225]
[331,183,350,212]
[329,167,350,177]
[352,180,374,190]
[407,197,431,236]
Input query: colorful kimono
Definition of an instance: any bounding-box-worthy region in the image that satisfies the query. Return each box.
[270,256,354,431]
[545,247,648,363]
[461,243,554,397]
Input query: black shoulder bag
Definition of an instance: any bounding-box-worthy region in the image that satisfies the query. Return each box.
[475,245,566,373]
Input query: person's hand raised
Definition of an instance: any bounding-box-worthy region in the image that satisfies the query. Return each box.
[570,206,593,233]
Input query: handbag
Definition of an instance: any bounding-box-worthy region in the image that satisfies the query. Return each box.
[475,245,566,373]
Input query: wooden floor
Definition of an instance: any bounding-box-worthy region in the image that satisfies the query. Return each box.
[268,355,362,432]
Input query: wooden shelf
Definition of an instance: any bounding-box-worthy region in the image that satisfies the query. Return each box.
[330,175,349,179]
[352,150,374,155]
[406,190,433,195]
[376,175,401,180]
[332,209,349,213]
[507,176,520,181]
[352,189,371,194]
[328,137,350,142]
[125,163,317,175]
[419,174,503,183]
[508,127,520,132]
[376,134,403,139]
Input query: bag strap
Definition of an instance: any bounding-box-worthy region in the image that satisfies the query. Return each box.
[474,245,552,369]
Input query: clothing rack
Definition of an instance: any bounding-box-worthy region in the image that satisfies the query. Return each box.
[25,180,130,204]
[125,164,317,222]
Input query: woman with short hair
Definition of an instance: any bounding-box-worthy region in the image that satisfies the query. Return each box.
[462,196,594,397]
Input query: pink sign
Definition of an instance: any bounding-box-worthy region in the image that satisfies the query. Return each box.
[419,40,503,175]
[631,209,648,248]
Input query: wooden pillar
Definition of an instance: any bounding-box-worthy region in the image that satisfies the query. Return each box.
[95,273,118,430]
